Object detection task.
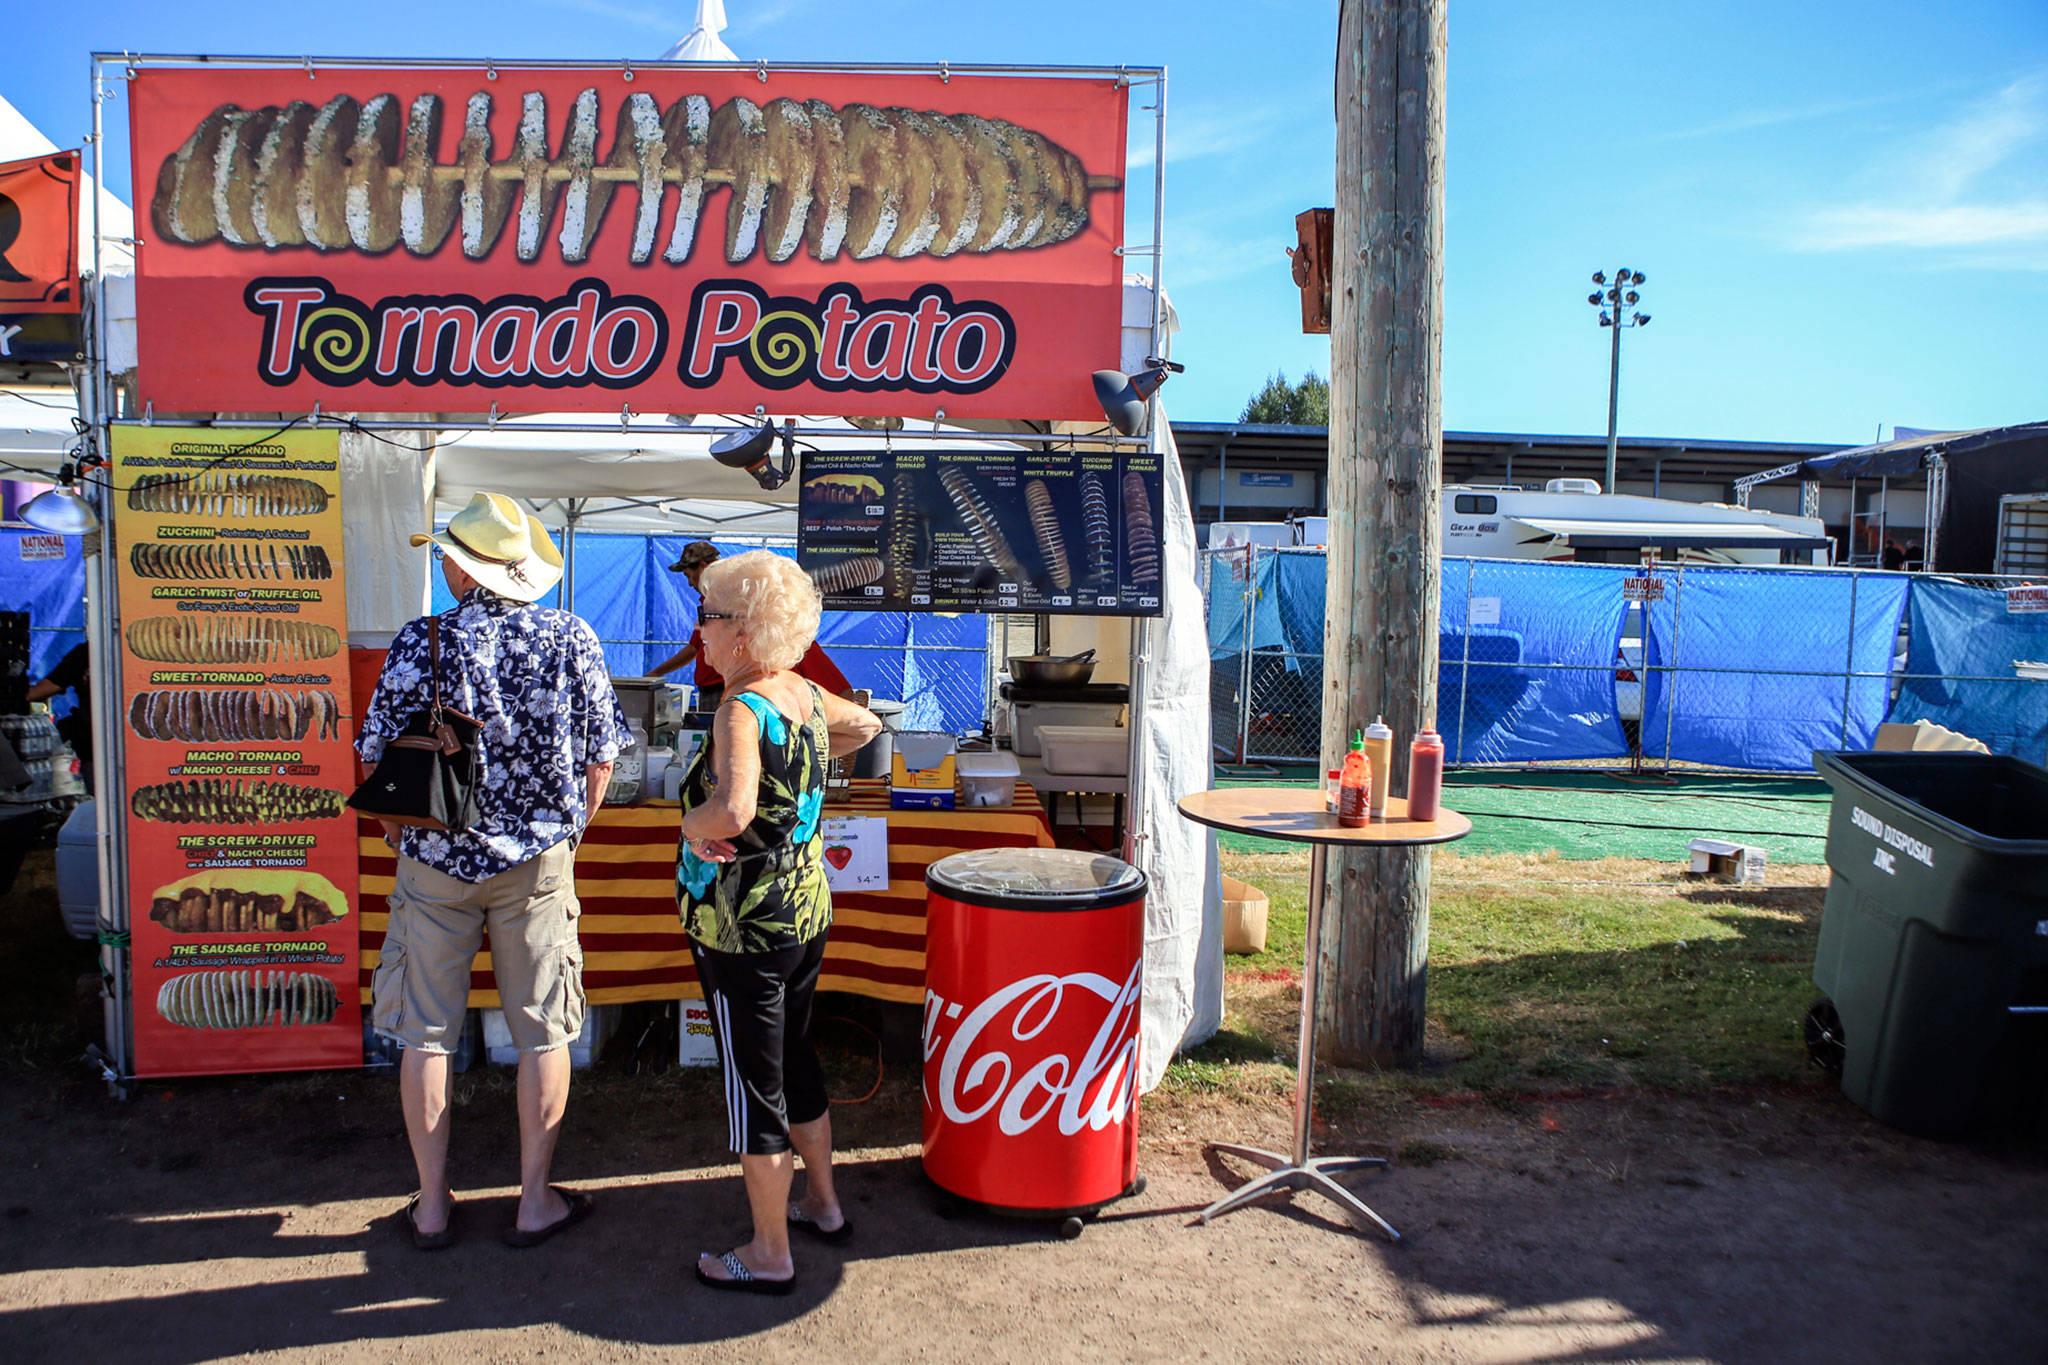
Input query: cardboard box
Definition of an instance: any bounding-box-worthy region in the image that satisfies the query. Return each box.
[1686,838,1767,884]
[482,1003,619,1068]
[892,730,958,809]
[1220,875,1270,954]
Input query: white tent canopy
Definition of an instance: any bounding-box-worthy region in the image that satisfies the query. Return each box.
[660,0,740,62]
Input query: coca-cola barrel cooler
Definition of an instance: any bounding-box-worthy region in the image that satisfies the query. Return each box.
[922,847,1148,1230]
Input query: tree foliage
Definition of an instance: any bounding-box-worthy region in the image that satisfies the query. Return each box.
[1241,370,1330,426]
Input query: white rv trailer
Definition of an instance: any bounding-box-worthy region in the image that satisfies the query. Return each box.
[1220,481,1837,563]
[1443,479,1834,566]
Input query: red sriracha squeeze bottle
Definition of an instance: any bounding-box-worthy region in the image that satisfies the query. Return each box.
[1337,729,1372,828]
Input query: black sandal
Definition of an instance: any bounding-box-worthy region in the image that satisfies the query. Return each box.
[787,1203,853,1245]
[402,1192,459,1252]
[694,1250,796,1296]
[501,1186,594,1249]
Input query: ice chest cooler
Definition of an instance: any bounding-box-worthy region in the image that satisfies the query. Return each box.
[922,848,1147,1232]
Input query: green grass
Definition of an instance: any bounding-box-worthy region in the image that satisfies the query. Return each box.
[1168,858,1831,1106]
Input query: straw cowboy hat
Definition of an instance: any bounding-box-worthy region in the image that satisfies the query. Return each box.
[411,493,564,603]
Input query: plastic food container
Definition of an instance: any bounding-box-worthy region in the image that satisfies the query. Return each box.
[955,751,1021,807]
[1037,725,1129,776]
[1012,699,1125,756]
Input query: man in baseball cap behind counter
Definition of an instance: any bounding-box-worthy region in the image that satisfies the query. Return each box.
[651,542,855,704]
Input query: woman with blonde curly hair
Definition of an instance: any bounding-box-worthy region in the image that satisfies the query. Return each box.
[675,550,881,1294]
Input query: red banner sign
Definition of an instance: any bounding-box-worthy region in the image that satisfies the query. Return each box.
[0,151,81,315]
[129,68,1127,420]
[113,425,361,1077]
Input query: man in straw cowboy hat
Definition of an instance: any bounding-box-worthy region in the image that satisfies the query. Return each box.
[358,492,632,1250]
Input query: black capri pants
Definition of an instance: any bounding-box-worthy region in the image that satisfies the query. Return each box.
[689,934,830,1156]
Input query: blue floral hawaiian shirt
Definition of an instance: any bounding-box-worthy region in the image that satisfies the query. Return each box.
[358,587,631,882]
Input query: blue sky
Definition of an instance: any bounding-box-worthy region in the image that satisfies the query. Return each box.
[6,0,2045,444]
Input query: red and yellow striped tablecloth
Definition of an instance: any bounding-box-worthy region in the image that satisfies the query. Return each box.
[356,780,1052,1007]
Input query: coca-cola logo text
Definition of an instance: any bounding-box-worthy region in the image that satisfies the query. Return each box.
[924,962,1140,1137]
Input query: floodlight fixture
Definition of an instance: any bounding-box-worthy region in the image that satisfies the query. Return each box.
[1092,357,1184,437]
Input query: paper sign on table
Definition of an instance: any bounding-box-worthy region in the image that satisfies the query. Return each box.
[819,816,889,892]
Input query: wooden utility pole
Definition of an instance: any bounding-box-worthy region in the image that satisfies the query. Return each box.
[1321,0,1448,1065]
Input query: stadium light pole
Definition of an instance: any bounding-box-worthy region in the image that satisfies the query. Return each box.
[1587,268,1650,494]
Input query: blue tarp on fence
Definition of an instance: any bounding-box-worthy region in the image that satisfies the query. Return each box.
[1209,551,1632,764]
[1890,577,2048,759]
[1440,558,1631,763]
[1642,567,1909,771]
[0,529,89,721]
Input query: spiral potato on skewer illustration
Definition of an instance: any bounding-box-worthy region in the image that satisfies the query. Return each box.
[131,779,347,825]
[126,616,341,664]
[127,473,329,517]
[153,89,1118,266]
[884,472,924,600]
[807,555,886,595]
[127,687,341,744]
[1123,471,1159,588]
[1079,472,1116,585]
[129,540,333,582]
[157,970,340,1030]
[1023,480,1073,592]
[939,468,1031,585]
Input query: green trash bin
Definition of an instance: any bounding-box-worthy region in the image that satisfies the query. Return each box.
[1810,751,2048,1136]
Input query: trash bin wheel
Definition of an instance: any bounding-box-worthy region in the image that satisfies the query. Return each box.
[1058,1216,1085,1240]
[1804,998,1846,1077]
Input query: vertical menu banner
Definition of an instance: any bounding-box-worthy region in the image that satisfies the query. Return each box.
[798,447,1164,616]
[111,426,360,1077]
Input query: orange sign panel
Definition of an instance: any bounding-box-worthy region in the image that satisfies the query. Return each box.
[112,426,361,1077]
[0,151,81,314]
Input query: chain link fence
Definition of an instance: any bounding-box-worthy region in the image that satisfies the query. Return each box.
[1203,545,2048,771]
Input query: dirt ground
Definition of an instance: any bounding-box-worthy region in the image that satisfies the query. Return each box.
[2,1058,2044,1363]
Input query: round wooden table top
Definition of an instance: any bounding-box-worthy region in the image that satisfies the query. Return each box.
[1177,786,1472,847]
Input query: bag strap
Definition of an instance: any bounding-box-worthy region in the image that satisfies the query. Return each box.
[427,616,444,723]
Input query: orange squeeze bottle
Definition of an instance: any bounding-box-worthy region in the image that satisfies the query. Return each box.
[1337,730,1372,828]
[1407,727,1445,822]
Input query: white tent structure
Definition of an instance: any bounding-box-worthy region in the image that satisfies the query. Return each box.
[660,0,741,63]
[45,43,1222,1086]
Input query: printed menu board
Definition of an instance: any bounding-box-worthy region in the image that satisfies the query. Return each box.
[111,425,360,1077]
[798,448,1164,616]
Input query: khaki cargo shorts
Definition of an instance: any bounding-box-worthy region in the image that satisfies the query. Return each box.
[372,841,585,1054]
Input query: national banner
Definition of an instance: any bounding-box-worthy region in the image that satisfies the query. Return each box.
[112,425,361,1077]
[127,67,1128,420]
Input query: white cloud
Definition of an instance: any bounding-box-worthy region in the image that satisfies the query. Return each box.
[1642,90,1922,146]
[1128,96,1324,171]
[1792,71,2048,267]
[1160,227,1293,290]
[726,1,800,37]
[1797,202,2048,251]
